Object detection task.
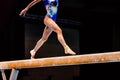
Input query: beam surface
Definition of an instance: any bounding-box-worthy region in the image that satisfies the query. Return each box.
[0,51,120,69]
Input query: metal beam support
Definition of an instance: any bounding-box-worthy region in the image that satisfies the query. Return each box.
[0,69,7,80]
[9,69,20,80]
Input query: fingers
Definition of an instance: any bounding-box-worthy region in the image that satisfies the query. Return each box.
[19,11,25,16]
[19,9,27,16]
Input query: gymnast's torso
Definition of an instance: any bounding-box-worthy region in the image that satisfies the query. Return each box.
[44,0,59,21]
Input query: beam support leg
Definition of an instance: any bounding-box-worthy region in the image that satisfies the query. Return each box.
[9,69,20,80]
[0,69,7,80]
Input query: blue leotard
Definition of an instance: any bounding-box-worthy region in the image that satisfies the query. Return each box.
[44,0,59,21]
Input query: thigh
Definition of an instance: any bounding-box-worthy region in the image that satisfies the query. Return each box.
[44,16,61,32]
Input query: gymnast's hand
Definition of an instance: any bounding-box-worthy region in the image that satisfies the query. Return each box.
[19,9,28,16]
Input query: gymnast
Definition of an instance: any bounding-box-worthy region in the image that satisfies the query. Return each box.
[19,0,76,59]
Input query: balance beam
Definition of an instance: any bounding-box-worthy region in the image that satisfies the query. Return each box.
[0,51,120,69]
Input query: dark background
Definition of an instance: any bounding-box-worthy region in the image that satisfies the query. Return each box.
[0,0,120,80]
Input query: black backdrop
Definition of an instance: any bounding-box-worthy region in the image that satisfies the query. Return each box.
[0,0,120,80]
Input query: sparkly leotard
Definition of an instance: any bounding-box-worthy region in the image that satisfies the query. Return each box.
[44,0,59,21]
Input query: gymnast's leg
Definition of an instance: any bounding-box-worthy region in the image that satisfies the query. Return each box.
[44,16,76,55]
[30,26,52,59]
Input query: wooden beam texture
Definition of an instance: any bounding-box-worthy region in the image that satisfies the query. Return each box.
[0,51,120,69]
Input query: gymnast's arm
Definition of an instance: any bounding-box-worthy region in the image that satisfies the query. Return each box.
[19,0,42,16]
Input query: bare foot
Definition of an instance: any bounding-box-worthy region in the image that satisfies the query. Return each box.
[30,50,35,59]
[65,47,76,55]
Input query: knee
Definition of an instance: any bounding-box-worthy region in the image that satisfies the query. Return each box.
[37,37,47,44]
[56,28,62,34]
[41,37,48,42]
